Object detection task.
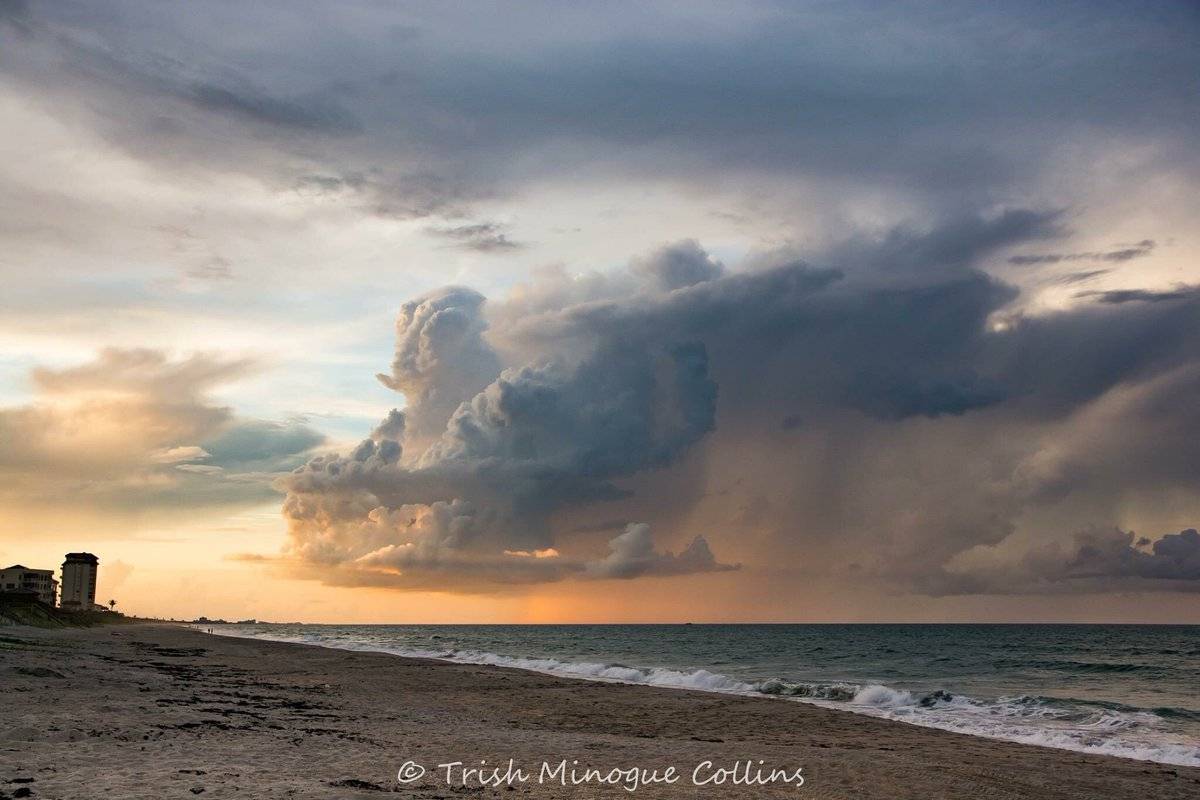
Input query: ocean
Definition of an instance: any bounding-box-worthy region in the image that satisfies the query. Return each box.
[203,623,1200,767]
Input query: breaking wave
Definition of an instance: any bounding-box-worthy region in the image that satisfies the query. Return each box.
[203,626,1200,767]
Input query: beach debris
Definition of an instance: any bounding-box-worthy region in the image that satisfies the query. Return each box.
[328,778,389,791]
[14,667,65,679]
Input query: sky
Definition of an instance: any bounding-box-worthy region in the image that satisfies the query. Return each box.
[1,0,1199,622]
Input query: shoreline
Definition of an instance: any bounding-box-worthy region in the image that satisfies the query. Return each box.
[202,623,1200,768]
[2,623,1198,798]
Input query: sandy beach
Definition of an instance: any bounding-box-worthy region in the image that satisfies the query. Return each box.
[0,624,1195,799]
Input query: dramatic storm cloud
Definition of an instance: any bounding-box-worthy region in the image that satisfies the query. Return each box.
[3,0,1197,236]
[279,217,1200,592]
[279,270,731,587]
[3,1,1199,618]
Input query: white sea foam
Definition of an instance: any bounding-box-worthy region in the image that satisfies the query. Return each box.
[201,626,1200,767]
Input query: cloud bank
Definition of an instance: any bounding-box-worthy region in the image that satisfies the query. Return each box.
[0,348,324,511]
[279,215,1200,592]
[4,1,1197,226]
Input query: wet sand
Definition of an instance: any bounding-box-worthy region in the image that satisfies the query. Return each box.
[1,624,1197,799]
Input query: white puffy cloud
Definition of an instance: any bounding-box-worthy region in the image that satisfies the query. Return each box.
[586,523,737,579]
[375,287,500,448]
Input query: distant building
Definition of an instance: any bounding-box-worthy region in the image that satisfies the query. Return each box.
[0,564,59,606]
[60,552,99,611]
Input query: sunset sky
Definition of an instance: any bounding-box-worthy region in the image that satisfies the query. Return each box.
[2,1,1198,622]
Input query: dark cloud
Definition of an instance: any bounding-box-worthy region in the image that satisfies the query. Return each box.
[1009,240,1155,266]
[820,209,1062,280]
[0,0,29,25]
[278,215,1200,593]
[293,170,471,220]
[1052,269,1110,285]
[201,420,326,472]
[1076,285,1200,305]
[632,240,724,291]
[370,409,406,443]
[6,2,1195,603]
[941,528,1200,594]
[186,83,361,134]
[280,328,722,586]
[1149,529,1200,579]
[841,370,1007,421]
[993,289,1200,412]
[426,222,523,252]
[570,519,630,533]
[4,2,1196,221]
[585,524,737,579]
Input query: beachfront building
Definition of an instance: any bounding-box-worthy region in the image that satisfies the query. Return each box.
[60,552,99,611]
[0,565,59,606]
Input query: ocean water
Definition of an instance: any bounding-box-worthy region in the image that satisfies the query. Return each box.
[202,623,1200,766]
